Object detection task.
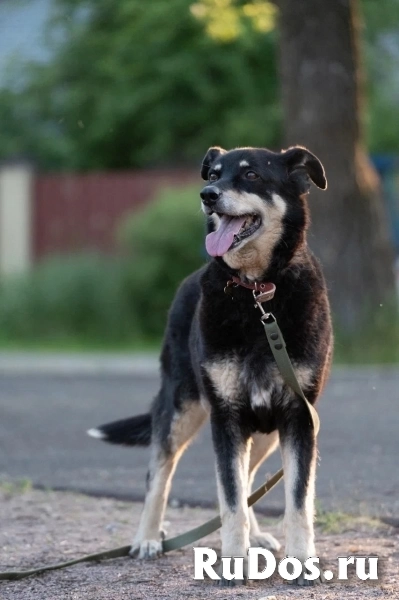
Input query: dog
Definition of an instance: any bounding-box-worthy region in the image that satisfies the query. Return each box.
[88,145,333,586]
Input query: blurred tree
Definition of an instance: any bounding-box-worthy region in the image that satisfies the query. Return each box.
[0,0,398,170]
[278,0,395,328]
[362,0,399,153]
[0,0,280,170]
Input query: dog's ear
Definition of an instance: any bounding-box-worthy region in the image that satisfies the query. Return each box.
[201,146,226,180]
[282,146,327,190]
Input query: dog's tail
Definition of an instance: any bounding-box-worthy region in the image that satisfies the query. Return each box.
[87,413,152,447]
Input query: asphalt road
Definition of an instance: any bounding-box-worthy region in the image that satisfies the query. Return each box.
[1,366,398,517]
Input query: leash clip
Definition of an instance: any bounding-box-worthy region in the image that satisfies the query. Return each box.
[253,290,273,319]
[252,282,275,317]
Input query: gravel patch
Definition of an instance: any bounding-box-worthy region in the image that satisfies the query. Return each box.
[0,486,398,599]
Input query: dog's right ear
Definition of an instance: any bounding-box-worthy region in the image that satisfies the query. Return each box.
[282,146,327,190]
[201,147,226,180]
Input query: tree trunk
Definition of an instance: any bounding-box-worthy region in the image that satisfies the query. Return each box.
[278,0,395,329]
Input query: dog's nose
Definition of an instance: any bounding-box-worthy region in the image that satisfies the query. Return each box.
[200,186,221,207]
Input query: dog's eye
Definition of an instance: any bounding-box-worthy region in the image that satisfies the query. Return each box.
[209,173,219,182]
[245,171,259,180]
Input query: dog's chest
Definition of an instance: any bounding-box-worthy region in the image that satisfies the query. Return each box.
[204,356,313,409]
[204,357,281,409]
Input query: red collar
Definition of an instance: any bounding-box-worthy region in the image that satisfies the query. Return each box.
[225,276,276,301]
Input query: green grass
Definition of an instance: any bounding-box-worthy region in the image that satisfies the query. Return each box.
[316,509,383,534]
[0,316,397,364]
[0,307,396,364]
[333,303,399,364]
[0,479,32,495]
[0,246,395,363]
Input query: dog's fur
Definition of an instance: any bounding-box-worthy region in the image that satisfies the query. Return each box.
[89,146,333,586]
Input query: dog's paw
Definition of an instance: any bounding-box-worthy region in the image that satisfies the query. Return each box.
[250,531,281,552]
[216,575,247,587]
[289,572,324,586]
[129,539,163,560]
[215,558,248,586]
[287,565,325,586]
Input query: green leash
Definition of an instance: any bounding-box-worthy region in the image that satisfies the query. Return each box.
[261,312,320,435]
[0,310,318,581]
[0,470,283,581]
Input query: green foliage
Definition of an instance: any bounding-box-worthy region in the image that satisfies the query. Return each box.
[362,0,399,153]
[0,254,139,343]
[0,185,207,345]
[0,0,398,167]
[333,301,399,364]
[190,0,277,42]
[118,185,206,336]
[0,0,280,170]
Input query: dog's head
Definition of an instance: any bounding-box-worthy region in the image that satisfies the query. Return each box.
[200,146,327,279]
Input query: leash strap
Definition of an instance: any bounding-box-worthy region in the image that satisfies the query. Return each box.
[0,546,132,581]
[0,470,283,581]
[261,313,320,435]
[0,313,318,580]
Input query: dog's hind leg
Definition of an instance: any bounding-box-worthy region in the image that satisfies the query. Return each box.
[130,398,207,559]
[248,431,281,551]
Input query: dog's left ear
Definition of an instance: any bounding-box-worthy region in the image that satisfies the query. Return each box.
[201,146,226,180]
[282,146,327,190]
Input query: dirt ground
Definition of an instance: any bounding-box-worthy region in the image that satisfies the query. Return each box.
[0,484,398,600]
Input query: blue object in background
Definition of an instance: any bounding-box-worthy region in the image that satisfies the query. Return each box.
[372,154,399,256]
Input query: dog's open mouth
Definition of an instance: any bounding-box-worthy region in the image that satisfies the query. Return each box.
[205,213,262,257]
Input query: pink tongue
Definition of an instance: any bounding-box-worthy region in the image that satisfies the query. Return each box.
[206,215,246,257]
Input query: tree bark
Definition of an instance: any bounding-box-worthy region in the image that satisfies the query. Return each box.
[278,0,395,328]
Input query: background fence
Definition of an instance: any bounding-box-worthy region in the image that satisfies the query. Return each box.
[33,169,197,260]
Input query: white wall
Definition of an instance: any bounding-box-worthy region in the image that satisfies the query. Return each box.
[0,163,33,274]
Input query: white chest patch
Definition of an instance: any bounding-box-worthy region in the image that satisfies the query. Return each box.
[205,358,314,406]
[205,359,241,401]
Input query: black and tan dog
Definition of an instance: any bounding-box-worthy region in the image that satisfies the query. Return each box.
[89,146,333,586]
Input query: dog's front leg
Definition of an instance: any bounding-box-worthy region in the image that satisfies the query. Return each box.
[211,408,251,587]
[278,401,322,586]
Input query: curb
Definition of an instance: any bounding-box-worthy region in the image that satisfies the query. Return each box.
[0,353,160,376]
